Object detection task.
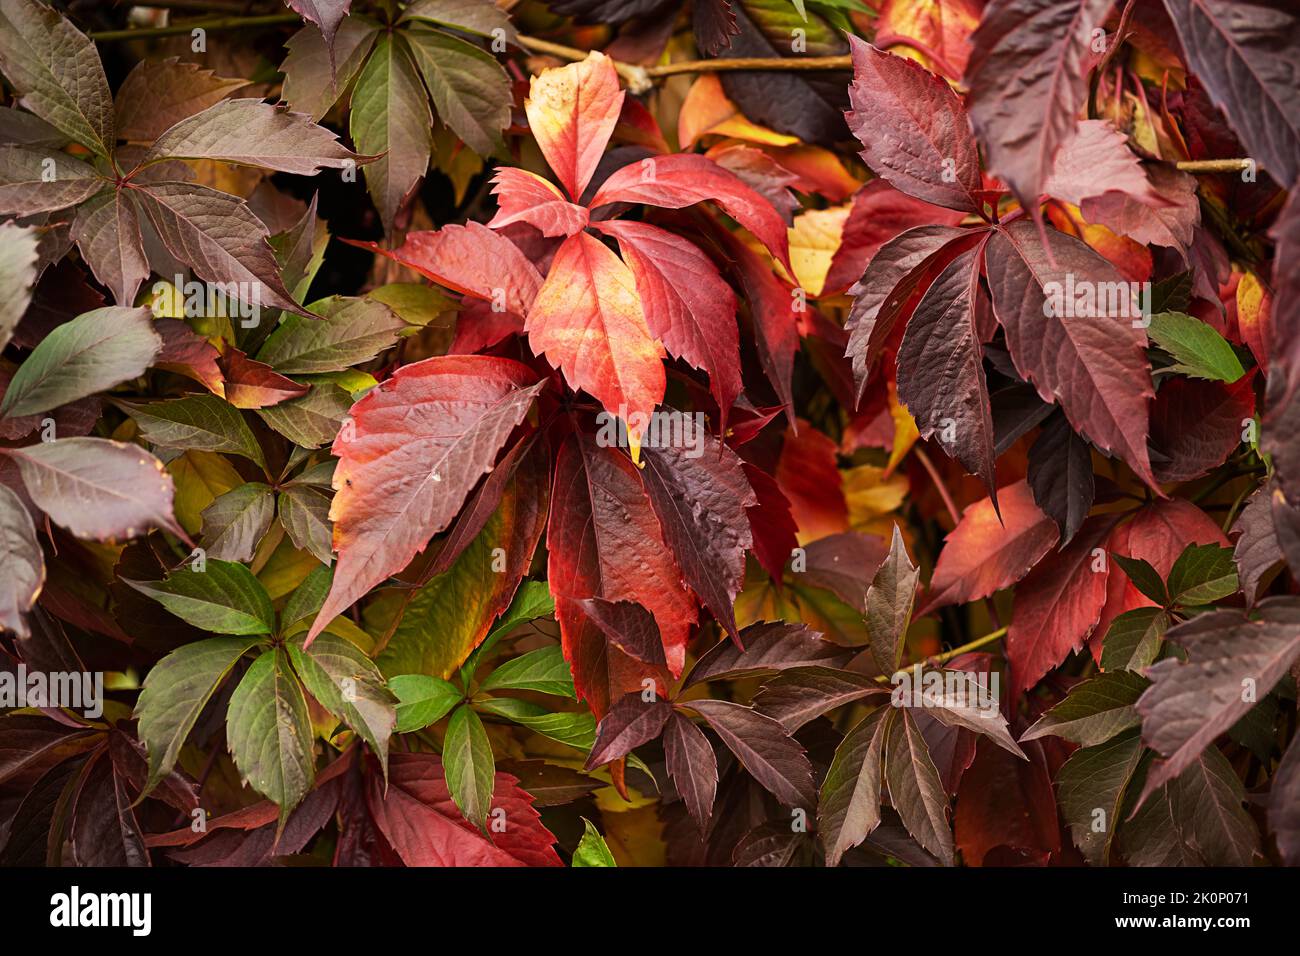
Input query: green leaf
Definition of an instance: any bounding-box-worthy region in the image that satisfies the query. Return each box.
[571,818,617,867]
[866,524,919,674]
[0,307,159,418]
[256,382,352,449]
[402,25,510,158]
[366,282,457,328]
[883,708,952,865]
[281,18,379,122]
[0,0,113,155]
[389,674,462,732]
[280,564,332,634]
[277,484,334,565]
[1147,311,1246,382]
[1099,607,1169,672]
[1166,543,1239,606]
[1055,730,1144,865]
[135,635,262,793]
[1112,554,1168,605]
[349,32,432,232]
[476,697,596,751]
[270,194,328,305]
[460,580,554,681]
[257,295,405,374]
[287,632,397,772]
[226,646,316,826]
[1020,671,1148,746]
[124,558,275,635]
[479,645,575,698]
[199,482,275,563]
[123,394,267,469]
[444,704,494,830]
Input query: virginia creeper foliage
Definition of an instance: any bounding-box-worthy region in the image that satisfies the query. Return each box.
[0,0,1298,869]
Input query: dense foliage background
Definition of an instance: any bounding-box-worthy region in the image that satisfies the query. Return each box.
[0,0,1297,867]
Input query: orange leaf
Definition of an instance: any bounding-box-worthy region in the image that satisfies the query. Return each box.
[524,51,624,201]
[525,231,665,449]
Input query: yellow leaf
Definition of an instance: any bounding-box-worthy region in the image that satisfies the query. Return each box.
[167,450,241,534]
[885,381,919,475]
[788,203,851,297]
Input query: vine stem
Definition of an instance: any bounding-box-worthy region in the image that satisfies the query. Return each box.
[926,626,1008,666]
[89,12,299,40]
[875,626,1009,684]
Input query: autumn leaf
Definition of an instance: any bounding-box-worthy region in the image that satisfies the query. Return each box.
[965,0,1115,216]
[984,221,1158,489]
[309,355,544,642]
[845,37,983,214]
[525,231,665,449]
[920,480,1059,615]
[524,51,624,201]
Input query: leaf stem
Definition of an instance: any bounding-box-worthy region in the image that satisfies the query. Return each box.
[913,444,962,526]
[89,12,299,40]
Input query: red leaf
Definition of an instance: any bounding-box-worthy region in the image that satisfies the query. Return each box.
[1007,515,1117,694]
[1043,120,1165,211]
[775,422,848,542]
[368,751,561,866]
[345,223,543,318]
[896,245,999,502]
[920,480,1059,615]
[525,231,665,449]
[308,356,544,641]
[639,433,755,642]
[579,598,667,667]
[1163,0,1300,187]
[845,37,982,214]
[590,153,792,271]
[955,737,1060,866]
[586,692,672,769]
[1149,374,1255,484]
[593,219,742,423]
[218,348,309,409]
[821,180,966,297]
[743,462,799,582]
[965,0,1115,215]
[524,51,624,201]
[664,710,718,831]
[488,167,589,238]
[153,318,223,395]
[845,225,982,398]
[547,434,696,716]
[985,221,1157,489]
[685,698,816,809]
[716,225,800,427]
